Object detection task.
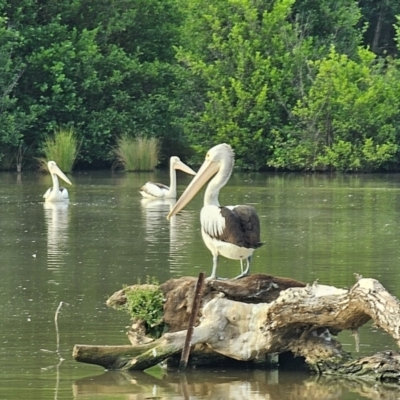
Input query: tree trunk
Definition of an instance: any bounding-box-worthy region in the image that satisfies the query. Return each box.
[73,274,400,382]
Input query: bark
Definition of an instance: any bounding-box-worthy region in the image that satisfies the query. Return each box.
[73,274,400,381]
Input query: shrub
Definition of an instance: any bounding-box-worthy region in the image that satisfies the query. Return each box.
[37,127,79,172]
[114,135,159,171]
[289,47,400,171]
[122,278,164,337]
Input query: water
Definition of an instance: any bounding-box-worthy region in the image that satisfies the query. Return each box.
[1,170,400,399]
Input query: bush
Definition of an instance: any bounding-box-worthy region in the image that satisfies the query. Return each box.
[114,135,159,171]
[286,46,400,171]
[37,127,80,172]
[122,278,164,338]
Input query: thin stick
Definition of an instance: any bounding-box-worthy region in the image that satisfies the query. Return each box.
[41,301,69,362]
[179,272,205,371]
[55,301,69,360]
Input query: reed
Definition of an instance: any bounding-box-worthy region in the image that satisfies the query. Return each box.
[37,127,79,173]
[114,135,159,171]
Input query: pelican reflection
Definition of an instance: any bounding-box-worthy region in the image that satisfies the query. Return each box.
[44,202,70,271]
[140,198,195,275]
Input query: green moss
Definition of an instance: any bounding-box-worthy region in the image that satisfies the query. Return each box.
[123,277,164,331]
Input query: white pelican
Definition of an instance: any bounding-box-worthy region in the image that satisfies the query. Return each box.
[43,161,72,202]
[139,156,196,199]
[167,143,263,280]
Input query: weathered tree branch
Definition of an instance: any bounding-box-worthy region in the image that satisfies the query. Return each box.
[73,274,400,380]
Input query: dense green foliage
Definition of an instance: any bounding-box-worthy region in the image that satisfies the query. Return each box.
[0,0,184,168]
[1,0,400,171]
[272,47,400,171]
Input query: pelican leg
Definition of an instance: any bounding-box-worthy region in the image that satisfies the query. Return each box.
[243,255,252,275]
[234,256,252,280]
[240,259,244,275]
[208,255,219,280]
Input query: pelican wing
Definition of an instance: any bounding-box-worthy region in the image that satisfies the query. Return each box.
[59,187,69,199]
[218,205,263,249]
[43,188,52,199]
[200,205,226,238]
[140,181,170,198]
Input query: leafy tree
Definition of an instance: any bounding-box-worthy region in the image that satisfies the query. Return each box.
[273,46,400,171]
[291,0,362,55]
[177,0,299,169]
[2,0,185,166]
[358,0,400,56]
[176,0,364,169]
[2,0,400,171]
[0,15,39,166]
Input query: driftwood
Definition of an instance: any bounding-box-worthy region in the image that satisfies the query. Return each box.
[73,274,400,382]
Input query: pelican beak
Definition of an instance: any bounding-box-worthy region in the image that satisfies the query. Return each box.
[167,159,219,220]
[54,165,72,185]
[174,160,196,176]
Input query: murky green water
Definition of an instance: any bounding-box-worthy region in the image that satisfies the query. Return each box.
[1,170,400,399]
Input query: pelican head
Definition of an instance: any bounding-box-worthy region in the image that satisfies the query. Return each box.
[47,161,72,185]
[170,156,197,176]
[167,143,234,219]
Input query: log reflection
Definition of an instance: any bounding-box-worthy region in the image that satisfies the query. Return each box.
[72,369,400,400]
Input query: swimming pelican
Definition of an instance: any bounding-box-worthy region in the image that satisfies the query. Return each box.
[139,156,196,199]
[167,143,263,280]
[43,161,72,202]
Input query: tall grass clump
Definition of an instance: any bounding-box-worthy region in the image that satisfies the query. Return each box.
[114,135,159,171]
[38,127,80,172]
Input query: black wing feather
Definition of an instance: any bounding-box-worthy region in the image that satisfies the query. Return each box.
[218,205,263,249]
[153,182,169,190]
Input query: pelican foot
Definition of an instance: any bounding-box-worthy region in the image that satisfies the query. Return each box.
[206,276,228,281]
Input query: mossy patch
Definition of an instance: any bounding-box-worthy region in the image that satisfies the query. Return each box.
[122,278,164,337]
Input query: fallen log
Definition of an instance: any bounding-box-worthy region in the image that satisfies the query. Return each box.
[73,274,400,381]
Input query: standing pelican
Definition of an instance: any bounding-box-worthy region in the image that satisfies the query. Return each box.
[167,143,263,280]
[43,161,72,202]
[139,156,196,199]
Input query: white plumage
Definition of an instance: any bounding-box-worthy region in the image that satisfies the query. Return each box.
[168,143,263,280]
[139,156,196,199]
[43,161,72,202]
[200,205,226,238]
